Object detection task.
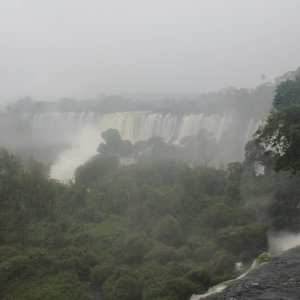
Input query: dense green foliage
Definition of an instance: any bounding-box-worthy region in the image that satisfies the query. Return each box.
[1,141,299,300]
[2,75,300,299]
[255,252,272,266]
[256,75,300,173]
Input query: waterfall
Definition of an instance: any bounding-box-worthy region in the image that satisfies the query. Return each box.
[18,111,258,181]
[244,118,262,145]
[26,111,234,143]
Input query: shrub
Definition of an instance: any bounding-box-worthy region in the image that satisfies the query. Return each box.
[22,272,90,300]
[0,256,31,289]
[207,250,235,276]
[144,245,178,264]
[0,250,56,291]
[255,252,271,266]
[143,277,197,300]
[59,248,92,280]
[217,223,268,257]
[186,269,211,290]
[91,261,116,285]
[165,277,198,300]
[122,234,152,263]
[155,215,182,247]
[192,242,220,262]
[176,246,191,260]
[102,275,142,300]
[142,281,178,300]
[0,246,18,261]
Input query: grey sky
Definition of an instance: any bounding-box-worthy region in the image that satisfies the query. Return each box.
[0,0,300,102]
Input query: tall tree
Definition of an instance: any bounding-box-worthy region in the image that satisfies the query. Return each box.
[256,75,300,173]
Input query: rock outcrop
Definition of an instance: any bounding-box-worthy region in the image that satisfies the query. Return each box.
[200,246,300,300]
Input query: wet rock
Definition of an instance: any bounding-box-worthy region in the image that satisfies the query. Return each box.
[203,246,300,300]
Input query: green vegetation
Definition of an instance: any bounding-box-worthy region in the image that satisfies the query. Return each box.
[1,76,300,299]
[255,252,272,266]
[256,74,300,174]
[0,147,273,300]
[1,148,297,300]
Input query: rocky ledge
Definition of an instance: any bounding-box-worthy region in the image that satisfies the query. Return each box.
[202,246,300,300]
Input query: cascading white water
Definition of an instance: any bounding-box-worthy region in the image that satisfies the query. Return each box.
[244,118,262,145]
[50,125,101,181]
[20,111,260,181]
[176,113,233,144]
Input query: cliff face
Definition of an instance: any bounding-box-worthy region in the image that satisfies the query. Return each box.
[202,246,300,300]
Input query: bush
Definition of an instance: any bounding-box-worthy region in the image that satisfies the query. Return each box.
[0,256,31,289]
[155,215,182,247]
[0,250,56,291]
[255,252,271,266]
[207,250,235,275]
[144,245,178,264]
[0,246,18,261]
[176,246,191,260]
[136,261,162,283]
[91,261,116,285]
[142,281,178,300]
[192,242,220,262]
[217,223,268,257]
[59,247,92,280]
[164,262,189,277]
[102,275,142,300]
[143,277,197,300]
[122,234,152,263]
[20,272,90,300]
[186,269,211,290]
[165,277,198,300]
[75,155,119,187]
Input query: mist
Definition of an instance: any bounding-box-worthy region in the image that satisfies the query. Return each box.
[269,232,300,254]
[1,2,300,300]
[1,0,300,102]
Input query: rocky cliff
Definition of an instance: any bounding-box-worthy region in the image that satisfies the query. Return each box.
[200,246,300,300]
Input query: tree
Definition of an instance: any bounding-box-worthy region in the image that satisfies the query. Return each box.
[15,200,29,254]
[98,129,133,157]
[155,215,182,247]
[0,148,23,245]
[75,155,119,187]
[256,75,300,173]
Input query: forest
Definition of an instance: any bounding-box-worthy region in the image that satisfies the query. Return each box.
[0,75,300,300]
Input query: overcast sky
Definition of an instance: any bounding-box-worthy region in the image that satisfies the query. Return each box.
[0,0,300,102]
